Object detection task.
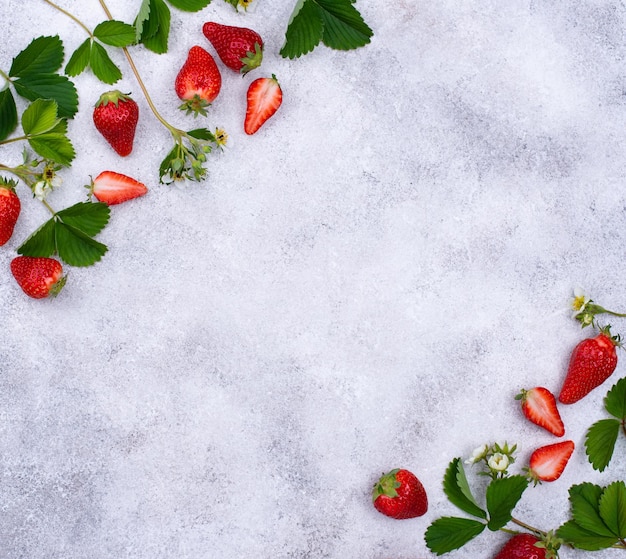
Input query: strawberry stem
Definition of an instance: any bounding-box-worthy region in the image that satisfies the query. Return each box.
[41,0,94,38]
[510,516,547,537]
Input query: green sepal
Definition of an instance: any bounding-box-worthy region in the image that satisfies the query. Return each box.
[12,73,78,119]
[585,418,620,472]
[485,475,529,531]
[0,87,18,141]
[93,20,137,47]
[65,39,92,77]
[166,0,212,11]
[424,516,486,555]
[443,458,487,519]
[222,0,240,10]
[9,35,64,77]
[187,128,217,142]
[89,41,122,84]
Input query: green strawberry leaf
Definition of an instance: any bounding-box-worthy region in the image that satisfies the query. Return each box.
[0,87,18,141]
[604,376,626,419]
[12,73,78,119]
[29,133,75,166]
[569,483,618,538]
[65,39,92,77]
[442,458,487,519]
[55,221,108,267]
[166,0,212,11]
[280,0,324,59]
[138,0,171,54]
[280,0,372,59]
[424,516,486,555]
[21,99,60,136]
[17,203,110,267]
[135,0,152,42]
[317,0,373,51]
[585,418,620,472]
[598,481,626,538]
[557,519,619,551]
[9,35,64,77]
[56,202,110,237]
[17,218,57,258]
[94,20,137,47]
[187,128,217,141]
[222,0,240,10]
[485,475,529,531]
[89,41,122,84]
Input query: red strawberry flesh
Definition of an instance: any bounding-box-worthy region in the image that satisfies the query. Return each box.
[244,75,282,135]
[518,387,565,437]
[91,171,148,206]
[528,440,574,483]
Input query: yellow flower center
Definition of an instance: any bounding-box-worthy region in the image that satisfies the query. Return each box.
[572,294,587,311]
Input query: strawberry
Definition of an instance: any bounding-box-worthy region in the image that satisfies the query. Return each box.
[11,256,66,299]
[558,329,620,404]
[0,178,21,246]
[372,468,428,519]
[493,533,547,559]
[527,440,575,484]
[516,387,565,437]
[88,171,148,206]
[175,46,222,117]
[244,75,282,135]
[93,90,139,157]
[202,22,263,75]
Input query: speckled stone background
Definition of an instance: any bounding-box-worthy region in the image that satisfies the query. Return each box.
[1,1,626,558]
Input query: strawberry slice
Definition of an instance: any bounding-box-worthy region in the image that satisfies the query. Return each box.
[89,171,148,206]
[527,440,575,484]
[516,387,565,437]
[244,74,282,135]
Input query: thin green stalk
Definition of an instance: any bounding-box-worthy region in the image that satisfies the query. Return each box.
[510,517,546,537]
[41,0,94,37]
[0,135,28,146]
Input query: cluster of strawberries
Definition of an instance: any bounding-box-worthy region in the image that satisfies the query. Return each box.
[368,293,622,558]
[2,22,283,300]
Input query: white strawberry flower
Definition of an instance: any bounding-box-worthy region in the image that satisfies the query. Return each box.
[571,287,590,317]
[488,452,509,472]
[465,443,489,465]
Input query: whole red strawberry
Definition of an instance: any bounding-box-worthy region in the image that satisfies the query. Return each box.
[558,329,620,404]
[93,90,139,157]
[0,178,21,246]
[372,468,428,519]
[493,533,546,559]
[11,256,66,299]
[175,46,222,117]
[202,22,263,75]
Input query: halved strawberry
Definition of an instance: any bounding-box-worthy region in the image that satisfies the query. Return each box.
[527,440,575,484]
[516,387,565,437]
[88,171,148,205]
[244,74,282,135]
